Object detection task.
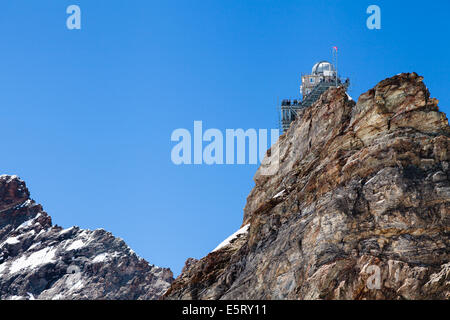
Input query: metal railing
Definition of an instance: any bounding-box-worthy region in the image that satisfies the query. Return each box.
[279,79,350,133]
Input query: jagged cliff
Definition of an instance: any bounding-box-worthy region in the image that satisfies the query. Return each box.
[164,73,450,300]
[0,175,173,300]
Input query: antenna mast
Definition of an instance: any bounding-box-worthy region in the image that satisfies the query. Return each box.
[333,46,338,86]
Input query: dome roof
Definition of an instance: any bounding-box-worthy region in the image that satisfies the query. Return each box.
[312,61,335,75]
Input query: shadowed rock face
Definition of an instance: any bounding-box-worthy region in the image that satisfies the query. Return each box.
[0,175,173,300]
[164,73,450,300]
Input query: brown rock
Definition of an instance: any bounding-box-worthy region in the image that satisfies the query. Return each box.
[164,73,450,300]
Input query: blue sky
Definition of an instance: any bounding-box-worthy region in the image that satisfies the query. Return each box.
[1,0,449,275]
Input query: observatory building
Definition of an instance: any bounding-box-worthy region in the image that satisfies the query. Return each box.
[280,61,349,132]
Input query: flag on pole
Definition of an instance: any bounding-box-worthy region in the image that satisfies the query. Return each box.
[333,46,338,52]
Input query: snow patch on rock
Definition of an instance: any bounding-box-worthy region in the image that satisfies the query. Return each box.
[212,224,250,252]
[9,247,57,274]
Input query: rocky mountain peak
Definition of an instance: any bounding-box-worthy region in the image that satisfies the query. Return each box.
[0,175,173,300]
[2,72,448,300]
[165,73,449,300]
[0,175,52,236]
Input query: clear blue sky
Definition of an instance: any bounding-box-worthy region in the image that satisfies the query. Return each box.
[1,0,449,275]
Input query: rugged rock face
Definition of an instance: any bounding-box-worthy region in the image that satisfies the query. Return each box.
[164,73,450,300]
[0,175,173,300]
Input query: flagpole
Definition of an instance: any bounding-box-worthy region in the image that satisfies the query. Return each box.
[333,46,338,86]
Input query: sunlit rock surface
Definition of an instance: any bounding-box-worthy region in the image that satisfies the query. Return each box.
[165,73,449,300]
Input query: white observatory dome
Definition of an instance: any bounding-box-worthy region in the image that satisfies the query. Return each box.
[312,61,335,75]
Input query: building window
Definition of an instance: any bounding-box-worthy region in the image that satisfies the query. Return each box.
[310,78,315,83]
